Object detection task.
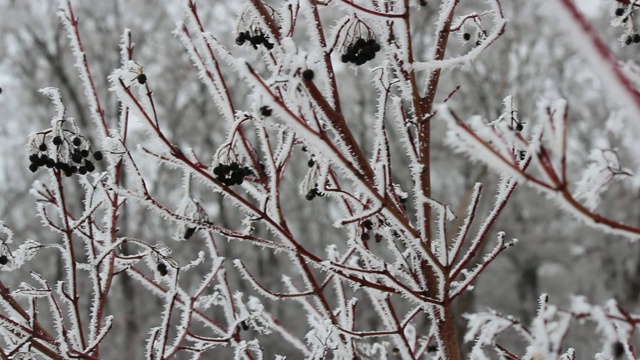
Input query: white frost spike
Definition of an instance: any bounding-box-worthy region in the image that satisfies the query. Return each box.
[575,149,631,211]
[39,87,66,127]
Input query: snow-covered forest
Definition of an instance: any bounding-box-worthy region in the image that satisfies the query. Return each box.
[0,0,640,359]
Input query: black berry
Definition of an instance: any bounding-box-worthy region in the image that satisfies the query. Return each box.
[308,159,314,167]
[53,136,63,146]
[72,137,82,147]
[306,189,317,201]
[184,227,197,240]
[0,255,7,265]
[236,33,246,46]
[302,69,314,81]
[80,149,89,158]
[363,220,373,230]
[463,33,471,41]
[260,106,272,117]
[37,154,48,166]
[39,143,47,151]
[515,123,523,132]
[634,34,640,43]
[93,151,103,161]
[29,163,39,173]
[85,160,95,172]
[137,74,147,85]
[157,262,168,276]
[616,8,625,17]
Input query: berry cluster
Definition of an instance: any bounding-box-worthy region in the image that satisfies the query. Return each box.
[213,162,253,186]
[613,7,640,45]
[157,262,168,276]
[360,219,384,242]
[236,30,274,50]
[341,38,381,66]
[625,34,640,45]
[360,219,373,241]
[28,134,103,177]
[462,30,487,46]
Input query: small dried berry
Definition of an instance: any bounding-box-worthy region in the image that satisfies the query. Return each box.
[80,149,89,158]
[616,8,625,17]
[78,167,87,175]
[71,153,82,163]
[260,106,272,117]
[53,136,63,146]
[29,154,39,163]
[463,32,471,41]
[634,34,640,43]
[241,321,249,331]
[184,227,197,240]
[0,255,7,265]
[302,69,314,81]
[39,143,47,151]
[361,232,370,241]
[515,123,523,132]
[46,159,55,168]
[308,159,314,167]
[72,137,82,147]
[136,74,147,85]
[306,189,317,201]
[626,36,633,45]
[29,163,39,173]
